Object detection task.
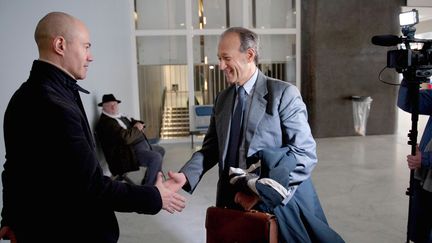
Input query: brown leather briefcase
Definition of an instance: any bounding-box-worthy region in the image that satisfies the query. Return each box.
[205,206,278,243]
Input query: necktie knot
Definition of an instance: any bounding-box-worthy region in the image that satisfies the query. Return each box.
[237,86,246,104]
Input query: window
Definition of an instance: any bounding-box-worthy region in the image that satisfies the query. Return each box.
[134,0,300,140]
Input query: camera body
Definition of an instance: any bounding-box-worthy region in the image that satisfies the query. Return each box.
[387,49,432,77]
[373,9,432,80]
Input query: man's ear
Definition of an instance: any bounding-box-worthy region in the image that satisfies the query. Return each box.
[53,36,66,55]
[247,48,255,63]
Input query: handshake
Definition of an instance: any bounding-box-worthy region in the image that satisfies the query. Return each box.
[0,171,189,242]
[155,171,188,214]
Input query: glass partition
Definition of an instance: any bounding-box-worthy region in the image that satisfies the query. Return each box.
[193,35,227,105]
[136,36,188,139]
[137,36,187,65]
[134,0,300,140]
[135,0,186,30]
[249,0,296,28]
[259,35,296,84]
[192,0,243,29]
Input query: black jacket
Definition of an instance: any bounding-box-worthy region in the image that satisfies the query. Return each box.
[1,60,162,243]
[96,114,146,176]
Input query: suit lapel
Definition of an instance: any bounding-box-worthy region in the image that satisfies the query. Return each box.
[245,71,268,155]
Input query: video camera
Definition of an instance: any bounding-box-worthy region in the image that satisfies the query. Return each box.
[372,9,432,80]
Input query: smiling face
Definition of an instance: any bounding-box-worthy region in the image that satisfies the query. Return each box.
[217,32,256,86]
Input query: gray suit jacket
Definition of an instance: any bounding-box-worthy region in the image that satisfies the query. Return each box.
[180,70,317,206]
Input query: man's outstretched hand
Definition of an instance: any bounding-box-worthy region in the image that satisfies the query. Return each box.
[163,171,187,193]
[155,172,186,214]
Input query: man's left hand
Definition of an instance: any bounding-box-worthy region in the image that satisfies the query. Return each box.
[133,122,145,131]
[407,145,422,170]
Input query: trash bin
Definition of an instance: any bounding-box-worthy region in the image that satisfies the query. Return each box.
[351,96,373,136]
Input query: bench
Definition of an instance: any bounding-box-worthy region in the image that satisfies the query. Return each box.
[190,105,213,147]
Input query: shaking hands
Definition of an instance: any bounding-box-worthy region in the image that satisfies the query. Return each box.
[155,171,187,214]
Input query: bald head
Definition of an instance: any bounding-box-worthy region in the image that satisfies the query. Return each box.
[35,12,78,52]
[33,12,93,80]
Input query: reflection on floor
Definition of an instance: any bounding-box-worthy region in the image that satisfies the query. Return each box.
[116,134,411,243]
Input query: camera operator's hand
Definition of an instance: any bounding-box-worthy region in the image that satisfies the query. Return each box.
[407,145,422,170]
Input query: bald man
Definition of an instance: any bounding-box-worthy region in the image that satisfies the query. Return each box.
[0,12,185,243]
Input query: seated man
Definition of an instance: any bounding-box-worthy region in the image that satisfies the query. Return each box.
[96,94,165,185]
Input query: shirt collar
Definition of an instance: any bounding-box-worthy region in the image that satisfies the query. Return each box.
[238,68,258,95]
[102,110,123,119]
[37,59,90,94]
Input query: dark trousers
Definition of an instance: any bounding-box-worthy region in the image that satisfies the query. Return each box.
[409,179,432,243]
[133,140,165,185]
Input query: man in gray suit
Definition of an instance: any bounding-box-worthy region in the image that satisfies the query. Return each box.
[166,27,342,242]
[169,26,316,207]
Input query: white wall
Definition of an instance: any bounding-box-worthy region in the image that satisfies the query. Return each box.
[398,108,428,138]
[0,0,139,205]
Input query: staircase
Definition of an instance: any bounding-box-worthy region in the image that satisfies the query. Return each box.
[160,107,190,139]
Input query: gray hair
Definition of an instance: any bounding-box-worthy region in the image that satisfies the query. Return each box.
[221,27,260,64]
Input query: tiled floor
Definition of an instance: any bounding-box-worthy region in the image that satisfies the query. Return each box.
[115,134,413,243]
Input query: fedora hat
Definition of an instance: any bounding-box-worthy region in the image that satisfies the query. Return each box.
[98,94,121,106]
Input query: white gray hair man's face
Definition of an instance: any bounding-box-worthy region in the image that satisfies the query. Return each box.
[217,32,256,86]
[102,101,119,115]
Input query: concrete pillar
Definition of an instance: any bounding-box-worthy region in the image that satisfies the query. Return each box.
[301,0,404,137]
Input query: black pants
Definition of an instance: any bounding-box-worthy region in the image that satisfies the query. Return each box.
[133,140,165,185]
[409,179,432,243]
